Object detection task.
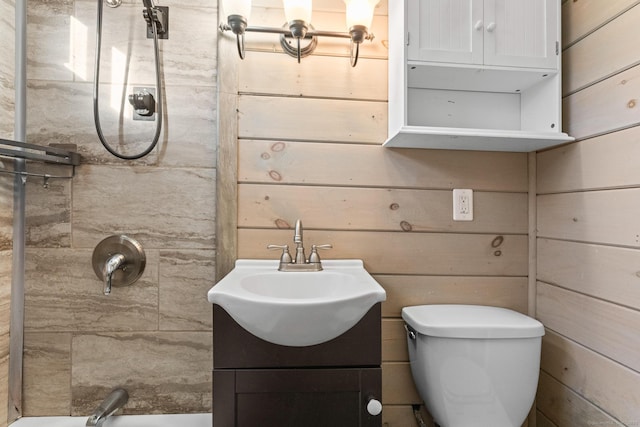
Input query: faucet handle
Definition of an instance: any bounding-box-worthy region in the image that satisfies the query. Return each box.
[267,244,293,263]
[309,244,332,263]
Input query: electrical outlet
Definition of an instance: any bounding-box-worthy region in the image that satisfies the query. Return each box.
[453,189,473,221]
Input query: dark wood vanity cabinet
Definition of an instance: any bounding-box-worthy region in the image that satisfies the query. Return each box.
[212,304,383,427]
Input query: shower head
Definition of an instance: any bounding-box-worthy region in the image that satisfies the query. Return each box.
[142,0,154,8]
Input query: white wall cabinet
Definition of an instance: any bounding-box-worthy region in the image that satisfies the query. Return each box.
[385,0,573,152]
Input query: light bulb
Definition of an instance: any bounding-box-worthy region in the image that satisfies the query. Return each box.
[283,0,312,24]
[344,0,378,30]
[222,0,252,21]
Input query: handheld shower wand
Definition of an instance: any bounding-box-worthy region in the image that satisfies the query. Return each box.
[93,0,167,160]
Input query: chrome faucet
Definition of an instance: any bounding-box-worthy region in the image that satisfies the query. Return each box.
[85,388,129,427]
[92,235,146,296]
[103,253,126,295]
[268,219,332,271]
[293,219,306,264]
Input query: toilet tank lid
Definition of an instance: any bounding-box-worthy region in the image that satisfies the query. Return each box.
[402,305,545,339]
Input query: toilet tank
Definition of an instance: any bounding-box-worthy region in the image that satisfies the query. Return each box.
[402,305,545,427]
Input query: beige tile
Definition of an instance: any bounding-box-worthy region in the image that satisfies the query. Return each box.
[72,165,215,249]
[0,254,10,337]
[0,247,9,426]
[0,174,13,251]
[26,81,96,151]
[26,83,217,167]
[26,0,75,82]
[25,164,72,248]
[27,81,162,165]
[24,248,159,332]
[156,85,217,169]
[71,332,212,415]
[74,1,217,87]
[159,250,214,331]
[0,352,8,427]
[23,332,72,416]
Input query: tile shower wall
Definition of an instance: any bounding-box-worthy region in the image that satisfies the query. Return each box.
[0,0,15,425]
[22,0,217,416]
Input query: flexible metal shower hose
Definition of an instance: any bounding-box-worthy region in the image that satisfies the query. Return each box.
[93,0,163,160]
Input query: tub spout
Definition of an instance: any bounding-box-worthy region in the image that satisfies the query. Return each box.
[86,388,129,427]
[103,253,126,295]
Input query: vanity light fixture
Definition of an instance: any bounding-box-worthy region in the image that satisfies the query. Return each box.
[219,0,379,67]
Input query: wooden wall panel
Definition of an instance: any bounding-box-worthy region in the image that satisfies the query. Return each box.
[238,229,528,276]
[538,239,640,310]
[537,125,640,194]
[239,52,387,100]
[238,96,387,143]
[542,3,640,419]
[239,184,528,234]
[562,4,640,95]
[562,64,640,141]
[561,0,639,47]
[239,140,528,191]
[541,330,640,425]
[382,362,421,405]
[378,275,528,317]
[537,189,640,246]
[382,319,408,362]
[537,282,640,373]
[382,406,433,427]
[536,411,555,427]
[536,371,625,427]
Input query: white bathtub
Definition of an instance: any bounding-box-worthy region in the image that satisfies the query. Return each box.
[11,413,211,427]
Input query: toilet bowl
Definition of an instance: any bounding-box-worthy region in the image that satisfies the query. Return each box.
[402,305,545,427]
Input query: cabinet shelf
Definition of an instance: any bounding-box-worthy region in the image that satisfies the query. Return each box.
[383,126,574,152]
[407,62,558,93]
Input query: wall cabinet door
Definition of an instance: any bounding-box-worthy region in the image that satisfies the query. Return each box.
[407,0,558,70]
[407,0,484,65]
[483,0,558,69]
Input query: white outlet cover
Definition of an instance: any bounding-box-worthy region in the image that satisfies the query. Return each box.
[453,189,473,221]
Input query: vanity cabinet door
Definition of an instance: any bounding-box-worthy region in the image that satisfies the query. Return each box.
[213,368,382,427]
[407,0,484,65]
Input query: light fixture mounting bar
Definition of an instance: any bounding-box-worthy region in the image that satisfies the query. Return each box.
[223,25,354,40]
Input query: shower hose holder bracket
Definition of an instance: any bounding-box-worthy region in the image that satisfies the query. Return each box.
[129,87,156,121]
[144,5,169,40]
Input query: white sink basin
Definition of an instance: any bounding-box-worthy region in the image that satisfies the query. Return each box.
[207,259,386,347]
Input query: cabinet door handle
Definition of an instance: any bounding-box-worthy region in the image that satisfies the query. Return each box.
[474,20,483,31]
[486,22,496,32]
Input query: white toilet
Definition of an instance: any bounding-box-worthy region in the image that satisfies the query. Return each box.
[402,304,545,427]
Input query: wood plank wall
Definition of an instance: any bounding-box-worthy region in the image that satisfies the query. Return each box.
[220,1,530,424]
[536,1,640,425]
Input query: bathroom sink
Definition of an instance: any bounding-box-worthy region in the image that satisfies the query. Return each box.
[207,259,386,347]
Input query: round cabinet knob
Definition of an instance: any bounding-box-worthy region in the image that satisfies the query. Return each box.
[486,22,497,32]
[367,398,382,416]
